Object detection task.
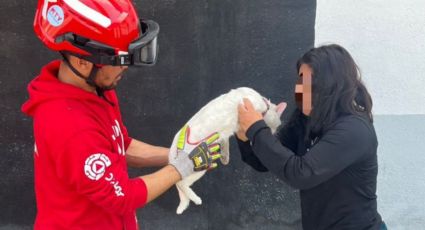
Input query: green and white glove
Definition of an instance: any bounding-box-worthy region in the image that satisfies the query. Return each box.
[169,125,222,179]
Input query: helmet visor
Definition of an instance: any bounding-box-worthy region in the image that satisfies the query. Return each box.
[129,20,159,66]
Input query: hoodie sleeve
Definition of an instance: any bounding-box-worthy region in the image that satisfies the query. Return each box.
[236,137,269,172]
[246,117,373,190]
[55,129,147,215]
[236,123,298,172]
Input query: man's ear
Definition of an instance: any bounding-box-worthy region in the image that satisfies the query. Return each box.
[69,55,93,71]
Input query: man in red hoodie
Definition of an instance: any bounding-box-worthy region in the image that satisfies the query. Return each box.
[22,1,221,229]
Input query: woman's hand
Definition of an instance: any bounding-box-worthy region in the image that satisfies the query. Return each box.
[237,98,263,141]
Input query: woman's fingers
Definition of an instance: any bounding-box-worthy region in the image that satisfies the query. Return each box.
[242,98,255,111]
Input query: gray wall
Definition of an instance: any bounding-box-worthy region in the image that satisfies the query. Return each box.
[0,0,315,229]
[315,0,425,115]
[374,115,425,229]
[316,1,425,228]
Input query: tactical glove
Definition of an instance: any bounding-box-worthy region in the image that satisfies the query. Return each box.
[169,125,221,179]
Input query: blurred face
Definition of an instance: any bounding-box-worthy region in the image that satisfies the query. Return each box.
[295,63,312,116]
[94,65,128,90]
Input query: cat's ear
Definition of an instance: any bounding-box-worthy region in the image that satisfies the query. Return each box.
[276,102,287,117]
[220,140,230,165]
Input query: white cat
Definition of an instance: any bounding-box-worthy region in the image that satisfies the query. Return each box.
[170,87,286,214]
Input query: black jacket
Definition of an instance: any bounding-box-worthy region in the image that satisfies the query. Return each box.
[237,114,382,230]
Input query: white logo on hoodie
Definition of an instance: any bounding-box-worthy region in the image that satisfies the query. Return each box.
[84,153,111,181]
[111,120,125,156]
[34,143,39,157]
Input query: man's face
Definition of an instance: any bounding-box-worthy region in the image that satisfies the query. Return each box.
[295,63,312,116]
[94,65,128,90]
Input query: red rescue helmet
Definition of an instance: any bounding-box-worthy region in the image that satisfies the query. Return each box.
[34,0,159,66]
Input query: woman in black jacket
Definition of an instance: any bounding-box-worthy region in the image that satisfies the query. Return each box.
[236,44,386,230]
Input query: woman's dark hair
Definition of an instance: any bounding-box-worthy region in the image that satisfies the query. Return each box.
[289,44,373,142]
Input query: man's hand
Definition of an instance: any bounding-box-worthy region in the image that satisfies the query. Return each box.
[169,125,222,179]
[237,98,263,141]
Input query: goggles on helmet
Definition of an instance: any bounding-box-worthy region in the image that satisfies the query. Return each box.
[58,19,159,66]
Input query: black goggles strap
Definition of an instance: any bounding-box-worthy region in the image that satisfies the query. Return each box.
[56,19,159,67]
[82,53,133,66]
[57,33,134,66]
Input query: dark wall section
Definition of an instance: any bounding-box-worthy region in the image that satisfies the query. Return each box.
[0,0,316,229]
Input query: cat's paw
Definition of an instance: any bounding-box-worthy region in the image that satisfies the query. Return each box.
[220,155,229,165]
[176,202,189,214]
[191,196,202,205]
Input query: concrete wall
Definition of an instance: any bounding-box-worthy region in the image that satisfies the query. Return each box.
[315,0,425,115]
[316,0,425,229]
[0,0,315,229]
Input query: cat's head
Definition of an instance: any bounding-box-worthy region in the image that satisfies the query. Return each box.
[233,87,286,133]
[262,99,286,133]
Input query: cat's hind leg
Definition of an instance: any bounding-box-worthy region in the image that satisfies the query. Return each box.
[176,183,190,214]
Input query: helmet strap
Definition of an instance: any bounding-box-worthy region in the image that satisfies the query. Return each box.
[60,52,104,96]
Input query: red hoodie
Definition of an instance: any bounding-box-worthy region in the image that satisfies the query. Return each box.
[22,61,147,230]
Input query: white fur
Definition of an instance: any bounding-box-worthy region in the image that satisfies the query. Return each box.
[170,87,284,214]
